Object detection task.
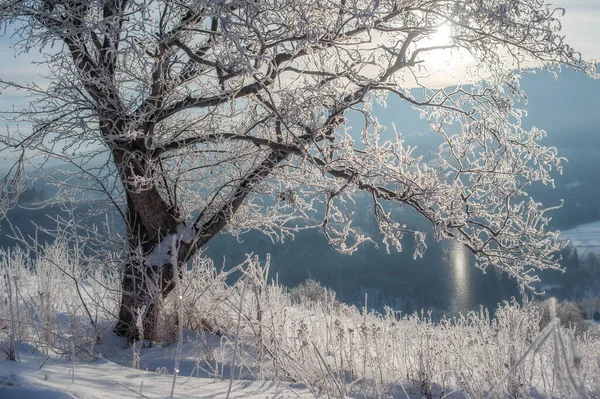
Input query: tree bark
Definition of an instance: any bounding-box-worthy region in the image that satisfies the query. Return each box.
[114,259,172,341]
[112,144,182,341]
[113,189,181,342]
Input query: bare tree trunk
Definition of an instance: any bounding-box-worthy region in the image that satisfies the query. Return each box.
[114,258,177,341]
[113,174,182,342]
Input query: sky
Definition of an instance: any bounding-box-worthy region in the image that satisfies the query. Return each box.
[559,0,600,60]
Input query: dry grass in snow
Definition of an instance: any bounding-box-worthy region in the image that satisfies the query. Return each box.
[0,241,599,398]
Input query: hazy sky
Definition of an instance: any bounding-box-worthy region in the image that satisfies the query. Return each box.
[559,0,600,60]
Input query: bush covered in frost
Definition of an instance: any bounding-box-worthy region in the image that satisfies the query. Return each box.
[289,278,337,306]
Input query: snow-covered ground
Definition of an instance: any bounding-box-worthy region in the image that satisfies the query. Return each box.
[0,334,318,399]
[561,220,600,257]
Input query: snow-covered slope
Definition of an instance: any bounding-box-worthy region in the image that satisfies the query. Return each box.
[1,242,599,399]
[0,341,319,399]
[561,220,600,257]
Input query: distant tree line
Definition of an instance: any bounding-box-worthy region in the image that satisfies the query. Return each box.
[18,185,46,204]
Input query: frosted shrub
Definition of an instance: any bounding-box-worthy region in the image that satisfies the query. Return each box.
[535,299,587,336]
[156,255,236,343]
[0,248,30,315]
[0,241,120,357]
[0,246,31,359]
[179,255,239,335]
[482,300,543,397]
[289,279,337,306]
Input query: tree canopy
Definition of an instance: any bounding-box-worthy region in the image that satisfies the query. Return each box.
[0,0,597,339]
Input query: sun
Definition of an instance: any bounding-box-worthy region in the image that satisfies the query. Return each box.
[431,23,453,46]
[393,21,479,87]
[417,23,456,70]
[413,22,479,84]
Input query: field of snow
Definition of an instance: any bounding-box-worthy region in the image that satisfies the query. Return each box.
[0,347,311,398]
[561,220,600,257]
[1,242,600,398]
[0,340,317,398]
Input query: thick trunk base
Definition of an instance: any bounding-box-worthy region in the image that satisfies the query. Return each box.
[115,260,176,342]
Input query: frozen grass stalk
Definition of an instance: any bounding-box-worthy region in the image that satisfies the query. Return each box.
[226,261,250,399]
[71,340,75,383]
[5,269,19,362]
[170,234,183,399]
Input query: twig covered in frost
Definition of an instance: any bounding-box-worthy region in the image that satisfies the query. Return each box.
[549,298,586,398]
[312,341,347,398]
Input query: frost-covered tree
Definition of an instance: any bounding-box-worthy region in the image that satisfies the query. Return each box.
[0,0,596,341]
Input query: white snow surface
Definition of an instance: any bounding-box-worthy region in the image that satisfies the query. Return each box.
[147,225,196,267]
[177,224,196,245]
[0,332,321,399]
[560,220,600,257]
